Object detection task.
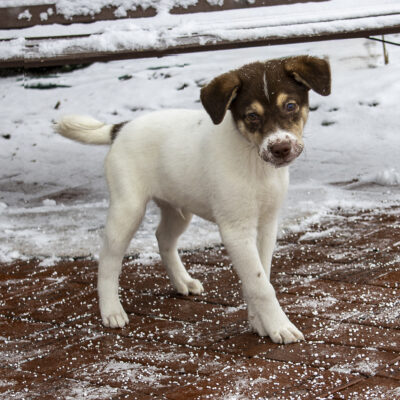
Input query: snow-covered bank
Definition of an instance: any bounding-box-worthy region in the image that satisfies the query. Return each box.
[0,37,399,263]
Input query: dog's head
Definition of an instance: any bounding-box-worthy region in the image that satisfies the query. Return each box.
[201,56,331,167]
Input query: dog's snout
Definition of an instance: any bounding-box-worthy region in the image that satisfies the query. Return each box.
[269,142,291,159]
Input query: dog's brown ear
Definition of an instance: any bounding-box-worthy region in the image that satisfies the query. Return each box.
[200,71,241,124]
[284,56,331,96]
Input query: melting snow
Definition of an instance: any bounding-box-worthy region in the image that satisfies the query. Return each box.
[360,168,400,186]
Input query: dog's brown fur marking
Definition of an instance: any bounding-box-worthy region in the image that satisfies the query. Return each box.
[200,72,241,124]
[111,122,127,142]
[229,60,311,145]
[284,56,331,96]
[200,56,330,151]
[249,101,265,115]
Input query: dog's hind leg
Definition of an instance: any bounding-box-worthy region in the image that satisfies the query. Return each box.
[98,198,146,328]
[156,201,204,295]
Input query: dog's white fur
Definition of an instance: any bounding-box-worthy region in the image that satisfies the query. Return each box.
[56,108,304,344]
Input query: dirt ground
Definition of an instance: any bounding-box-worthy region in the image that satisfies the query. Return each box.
[1,205,399,399]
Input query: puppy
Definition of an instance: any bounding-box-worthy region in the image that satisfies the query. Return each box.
[56,56,330,344]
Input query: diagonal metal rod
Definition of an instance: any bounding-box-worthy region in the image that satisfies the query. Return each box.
[368,36,400,46]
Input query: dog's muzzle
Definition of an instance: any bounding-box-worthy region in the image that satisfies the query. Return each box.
[260,131,304,168]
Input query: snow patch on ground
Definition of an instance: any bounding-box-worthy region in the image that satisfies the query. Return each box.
[360,168,400,186]
[388,387,400,397]
[39,255,61,267]
[331,359,381,375]
[299,228,337,242]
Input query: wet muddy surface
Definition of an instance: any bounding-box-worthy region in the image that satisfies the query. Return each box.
[1,206,399,399]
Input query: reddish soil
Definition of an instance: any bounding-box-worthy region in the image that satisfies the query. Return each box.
[1,206,399,399]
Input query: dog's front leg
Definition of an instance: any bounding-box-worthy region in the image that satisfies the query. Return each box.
[257,217,279,281]
[220,224,304,344]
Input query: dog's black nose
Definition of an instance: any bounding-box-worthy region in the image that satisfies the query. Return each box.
[269,142,291,159]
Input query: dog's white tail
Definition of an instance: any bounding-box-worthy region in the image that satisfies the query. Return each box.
[55,115,113,145]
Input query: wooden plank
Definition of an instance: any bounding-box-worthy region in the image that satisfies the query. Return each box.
[0,0,328,29]
[13,22,400,69]
[170,0,328,15]
[0,4,156,29]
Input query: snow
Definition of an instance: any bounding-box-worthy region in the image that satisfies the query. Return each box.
[39,255,61,267]
[2,1,53,5]
[54,0,200,18]
[329,359,381,375]
[0,32,400,263]
[360,168,400,186]
[0,38,25,59]
[389,387,400,396]
[299,228,337,242]
[17,10,32,21]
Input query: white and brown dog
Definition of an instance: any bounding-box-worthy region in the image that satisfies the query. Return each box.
[56,56,331,344]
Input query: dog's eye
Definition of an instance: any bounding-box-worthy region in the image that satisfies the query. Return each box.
[246,112,260,122]
[285,102,298,112]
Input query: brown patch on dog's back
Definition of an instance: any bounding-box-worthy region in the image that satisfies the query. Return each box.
[111,122,127,143]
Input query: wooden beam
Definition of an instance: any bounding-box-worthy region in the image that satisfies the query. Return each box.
[0,0,328,29]
[14,22,400,69]
[0,4,156,29]
[170,0,328,15]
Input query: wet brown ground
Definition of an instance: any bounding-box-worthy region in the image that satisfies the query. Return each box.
[1,205,399,399]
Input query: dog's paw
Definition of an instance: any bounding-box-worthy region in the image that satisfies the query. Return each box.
[260,321,304,344]
[101,302,129,329]
[248,303,304,344]
[174,277,204,296]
